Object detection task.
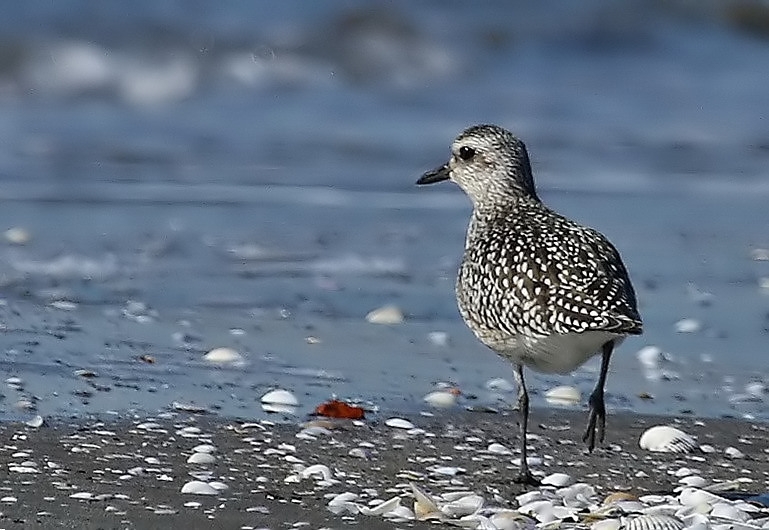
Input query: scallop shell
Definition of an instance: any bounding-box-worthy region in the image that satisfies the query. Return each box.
[623,514,685,530]
[639,426,696,453]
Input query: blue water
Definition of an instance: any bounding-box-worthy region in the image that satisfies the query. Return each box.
[1,1,769,422]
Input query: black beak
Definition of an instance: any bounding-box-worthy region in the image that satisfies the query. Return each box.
[416,163,450,185]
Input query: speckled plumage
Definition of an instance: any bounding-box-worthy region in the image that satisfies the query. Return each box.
[417,124,642,485]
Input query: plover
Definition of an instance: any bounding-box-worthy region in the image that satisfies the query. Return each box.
[417,124,642,485]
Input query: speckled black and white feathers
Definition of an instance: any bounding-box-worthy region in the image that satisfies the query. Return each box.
[421,124,642,374]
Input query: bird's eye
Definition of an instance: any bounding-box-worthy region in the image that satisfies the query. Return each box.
[458,146,476,161]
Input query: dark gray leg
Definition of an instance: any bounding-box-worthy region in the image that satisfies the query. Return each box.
[582,340,614,451]
[512,364,539,485]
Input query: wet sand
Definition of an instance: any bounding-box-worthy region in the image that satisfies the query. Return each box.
[1,408,767,529]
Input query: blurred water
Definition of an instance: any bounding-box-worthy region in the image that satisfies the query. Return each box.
[1,1,769,422]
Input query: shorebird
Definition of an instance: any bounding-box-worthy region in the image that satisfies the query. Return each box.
[417,124,642,484]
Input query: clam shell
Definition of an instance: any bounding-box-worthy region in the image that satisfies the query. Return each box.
[639,426,696,453]
[623,514,685,530]
[260,389,299,406]
[544,385,581,406]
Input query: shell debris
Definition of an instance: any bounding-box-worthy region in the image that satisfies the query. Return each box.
[544,385,581,406]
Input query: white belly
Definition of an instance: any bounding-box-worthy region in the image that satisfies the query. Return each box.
[491,331,622,374]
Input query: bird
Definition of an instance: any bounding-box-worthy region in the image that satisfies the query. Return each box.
[416,124,642,485]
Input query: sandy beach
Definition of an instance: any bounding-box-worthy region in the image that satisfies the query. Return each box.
[1,408,767,529]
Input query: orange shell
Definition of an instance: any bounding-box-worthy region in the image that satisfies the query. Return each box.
[314,399,365,420]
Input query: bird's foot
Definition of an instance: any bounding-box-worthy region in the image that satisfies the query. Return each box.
[513,469,541,486]
[582,389,606,452]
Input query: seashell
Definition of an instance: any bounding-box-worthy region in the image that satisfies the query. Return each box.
[186,452,215,465]
[327,494,359,515]
[678,476,707,488]
[516,490,545,506]
[518,500,556,523]
[541,472,572,487]
[300,464,333,481]
[427,331,449,346]
[260,389,299,406]
[423,390,459,408]
[25,415,44,428]
[431,466,465,476]
[440,494,484,517]
[710,502,749,522]
[490,510,538,530]
[4,227,31,244]
[557,483,597,508]
[674,318,701,333]
[365,305,404,325]
[544,385,581,406]
[385,417,415,429]
[384,505,416,520]
[637,346,666,368]
[180,480,218,495]
[623,514,685,530]
[603,492,639,505]
[639,426,696,453]
[360,496,401,516]
[261,389,299,414]
[678,488,724,507]
[485,378,517,392]
[512,456,543,467]
[487,442,512,455]
[411,483,440,520]
[724,446,744,459]
[192,444,216,453]
[203,347,244,365]
[593,520,621,530]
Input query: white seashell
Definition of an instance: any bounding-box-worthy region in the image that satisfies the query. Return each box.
[678,488,725,507]
[544,385,581,406]
[557,483,597,508]
[70,492,93,500]
[623,514,685,530]
[675,318,701,333]
[25,415,44,428]
[699,444,716,454]
[187,452,215,465]
[724,446,744,459]
[192,444,216,454]
[423,390,458,408]
[639,426,696,453]
[487,442,513,455]
[384,505,416,520]
[485,378,517,392]
[678,476,707,488]
[300,464,333,481]
[365,305,404,325]
[541,472,572,487]
[260,389,299,406]
[411,483,440,520]
[441,494,484,517]
[512,456,543,467]
[432,466,465,476]
[4,227,31,244]
[593,520,621,530]
[673,467,694,477]
[710,502,749,522]
[427,331,449,346]
[637,346,666,368]
[208,481,228,491]
[491,511,538,530]
[385,417,415,429]
[203,347,244,365]
[360,495,402,516]
[518,500,556,523]
[180,480,218,495]
[327,492,359,515]
[516,491,545,505]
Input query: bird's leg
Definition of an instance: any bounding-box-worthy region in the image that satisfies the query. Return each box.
[512,364,539,485]
[583,340,614,451]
